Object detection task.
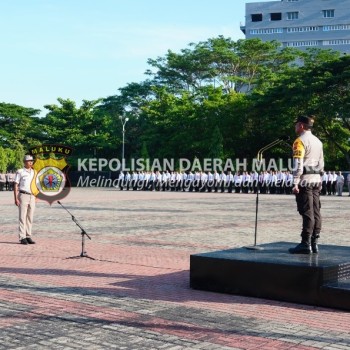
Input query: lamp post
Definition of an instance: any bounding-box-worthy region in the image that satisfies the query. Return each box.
[119,115,129,170]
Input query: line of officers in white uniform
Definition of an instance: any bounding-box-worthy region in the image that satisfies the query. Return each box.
[117,170,350,195]
[321,170,349,196]
[2,169,348,195]
[0,172,15,191]
[117,170,297,194]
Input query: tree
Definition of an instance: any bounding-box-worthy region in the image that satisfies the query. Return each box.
[146,37,301,94]
[0,102,41,149]
[39,98,109,164]
[246,51,350,169]
[98,81,156,160]
[208,125,224,160]
[4,143,25,171]
[0,147,7,172]
[3,37,345,171]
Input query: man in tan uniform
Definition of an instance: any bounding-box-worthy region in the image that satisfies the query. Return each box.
[289,115,324,254]
[14,155,37,245]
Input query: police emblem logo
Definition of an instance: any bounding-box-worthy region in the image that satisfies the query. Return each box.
[29,145,73,204]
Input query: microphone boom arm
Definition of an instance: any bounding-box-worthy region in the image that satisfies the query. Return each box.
[58,201,91,240]
[246,136,290,250]
[257,137,288,163]
[57,200,95,260]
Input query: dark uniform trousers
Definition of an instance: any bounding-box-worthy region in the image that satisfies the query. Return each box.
[295,184,321,240]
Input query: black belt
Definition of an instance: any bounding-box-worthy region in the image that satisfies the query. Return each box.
[303,167,320,175]
[19,190,32,195]
[303,170,320,175]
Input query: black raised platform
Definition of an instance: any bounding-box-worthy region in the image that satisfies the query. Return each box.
[190,242,350,311]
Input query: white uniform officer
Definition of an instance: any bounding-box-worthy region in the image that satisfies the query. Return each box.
[14,155,37,245]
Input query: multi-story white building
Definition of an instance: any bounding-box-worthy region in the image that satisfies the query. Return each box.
[240,0,350,54]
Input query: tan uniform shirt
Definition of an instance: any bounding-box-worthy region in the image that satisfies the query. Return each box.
[293,130,324,186]
[14,168,35,193]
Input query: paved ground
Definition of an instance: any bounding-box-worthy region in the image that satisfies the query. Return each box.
[1,188,350,350]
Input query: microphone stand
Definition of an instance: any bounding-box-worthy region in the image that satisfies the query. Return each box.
[57,201,95,260]
[245,137,290,251]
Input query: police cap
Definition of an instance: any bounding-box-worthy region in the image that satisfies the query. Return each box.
[295,115,314,127]
[23,155,34,161]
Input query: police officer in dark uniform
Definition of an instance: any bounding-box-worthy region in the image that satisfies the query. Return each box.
[289,115,324,254]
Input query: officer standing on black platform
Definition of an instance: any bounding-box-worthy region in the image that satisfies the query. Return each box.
[289,115,324,254]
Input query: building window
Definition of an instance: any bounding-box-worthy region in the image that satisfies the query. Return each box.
[323,9,335,18]
[287,26,319,33]
[270,13,282,21]
[250,28,283,35]
[323,39,350,46]
[286,0,299,2]
[287,12,299,20]
[323,24,350,31]
[285,40,318,47]
[251,13,263,22]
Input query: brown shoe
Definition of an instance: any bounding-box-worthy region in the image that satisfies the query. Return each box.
[20,238,28,245]
[26,237,36,244]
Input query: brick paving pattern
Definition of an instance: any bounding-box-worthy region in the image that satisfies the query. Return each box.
[1,188,350,349]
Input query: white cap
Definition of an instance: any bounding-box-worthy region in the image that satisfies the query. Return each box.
[23,155,34,161]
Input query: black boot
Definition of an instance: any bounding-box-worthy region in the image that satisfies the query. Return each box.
[289,235,312,254]
[311,236,319,254]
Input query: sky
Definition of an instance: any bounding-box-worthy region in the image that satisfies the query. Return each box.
[0,0,265,115]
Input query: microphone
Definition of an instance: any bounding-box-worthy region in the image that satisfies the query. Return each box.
[57,201,61,204]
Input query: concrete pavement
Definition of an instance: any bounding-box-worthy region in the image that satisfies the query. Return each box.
[1,188,350,349]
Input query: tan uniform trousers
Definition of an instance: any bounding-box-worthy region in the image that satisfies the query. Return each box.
[18,193,36,240]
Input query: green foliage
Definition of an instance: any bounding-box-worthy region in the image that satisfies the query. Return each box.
[0,147,7,172]
[208,126,224,159]
[0,102,41,149]
[10,143,25,170]
[39,98,117,167]
[140,141,150,170]
[0,143,25,171]
[248,53,350,168]
[2,37,350,171]
[146,37,300,95]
